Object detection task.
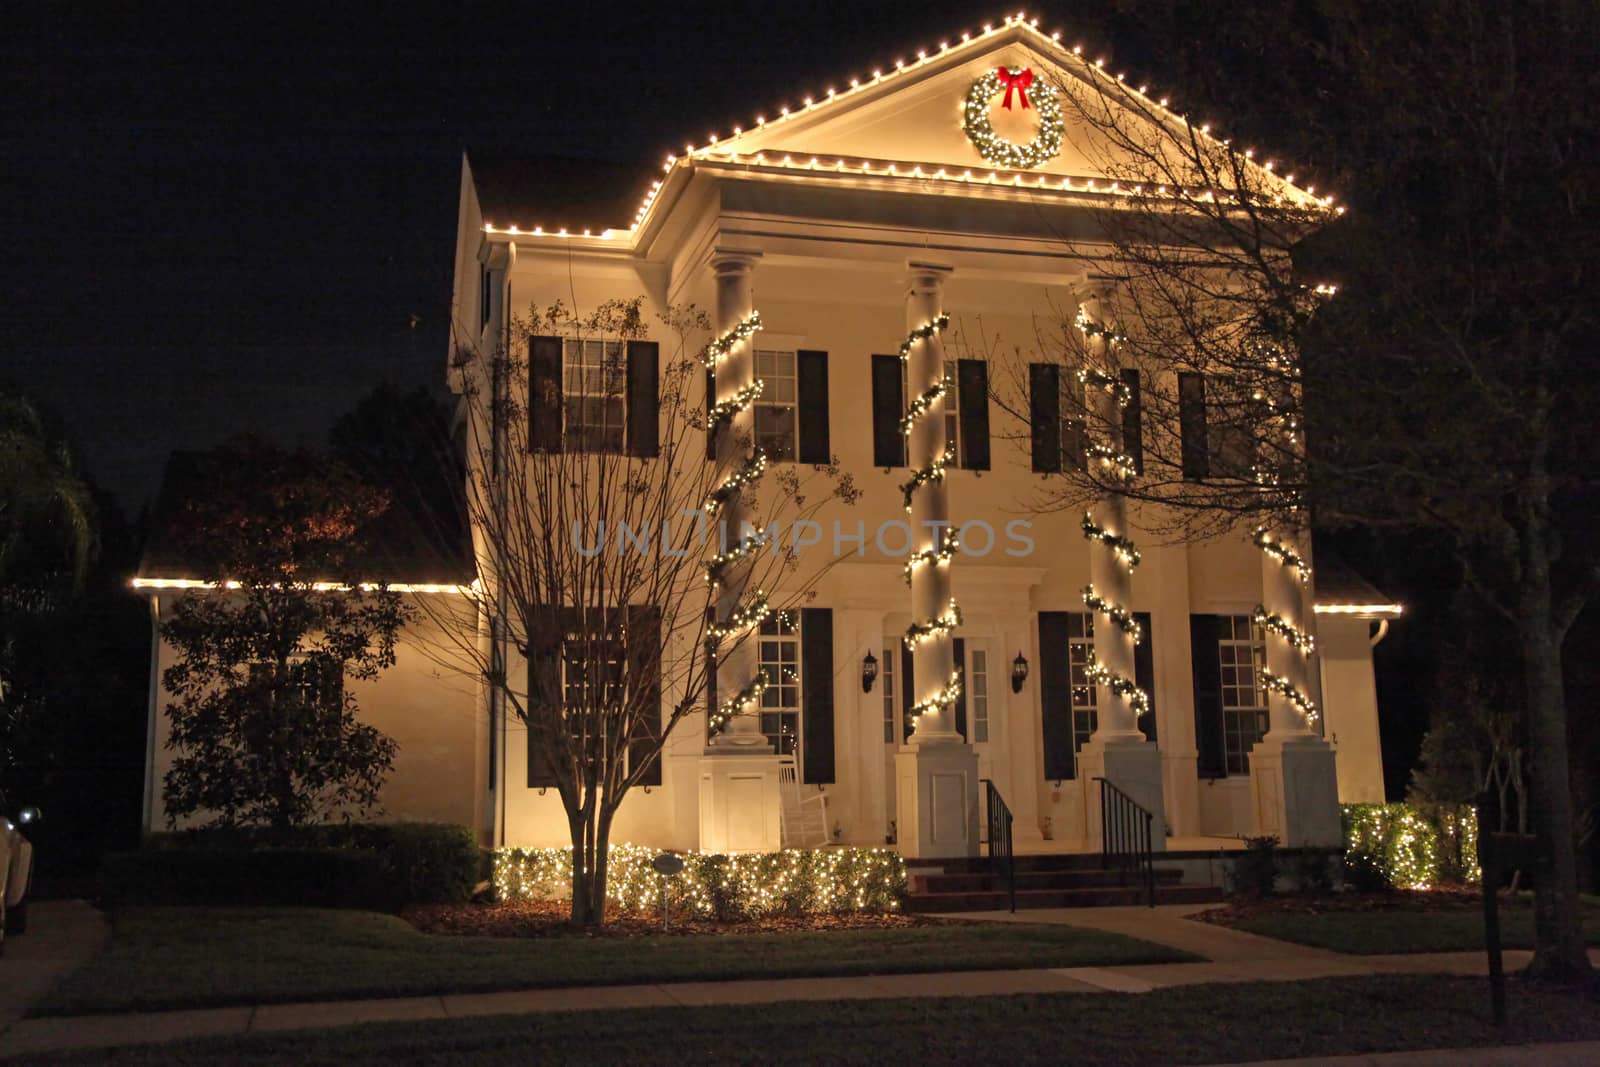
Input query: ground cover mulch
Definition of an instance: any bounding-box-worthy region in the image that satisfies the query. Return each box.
[1192,886,1509,926]
[403,898,938,939]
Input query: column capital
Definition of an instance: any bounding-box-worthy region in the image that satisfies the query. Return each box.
[906,260,954,295]
[1074,272,1124,304]
[711,248,763,277]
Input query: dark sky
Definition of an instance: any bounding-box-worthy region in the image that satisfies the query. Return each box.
[5,2,1142,509]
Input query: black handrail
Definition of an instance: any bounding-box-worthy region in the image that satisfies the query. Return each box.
[1093,777,1157,906]
[981,778,1016,913]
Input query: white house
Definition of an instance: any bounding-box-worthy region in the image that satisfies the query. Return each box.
[137,15,1398,862]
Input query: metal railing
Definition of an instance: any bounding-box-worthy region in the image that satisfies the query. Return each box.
[1094,777,1157,906]
[981,778,1016,913]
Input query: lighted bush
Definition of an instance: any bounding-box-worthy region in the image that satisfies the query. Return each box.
[493,843,907,920]
[1340,803,1480,889]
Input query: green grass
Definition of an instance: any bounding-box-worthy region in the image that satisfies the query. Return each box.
[35,907,1194,1017]
[1227,897,1600,954]
[26,975,1600,1066]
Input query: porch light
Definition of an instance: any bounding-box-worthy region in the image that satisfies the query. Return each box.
[1011,652,1029,693]
[861,650,879,693]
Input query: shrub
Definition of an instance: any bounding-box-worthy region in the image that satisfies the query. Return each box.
[1342,848,1394,893]
[1230,835,1280,897]
[1290,849,1335,894]
[112,822,481,909]
[1341,803,1480,889]
[494,843,907,920]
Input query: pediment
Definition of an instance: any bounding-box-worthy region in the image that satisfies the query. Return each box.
[693,19,1316,205]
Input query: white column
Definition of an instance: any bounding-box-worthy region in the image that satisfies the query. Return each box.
[699,249,781,853]
[894,261,978,859]
[706,250,770,753]
[1073,284,1166,850]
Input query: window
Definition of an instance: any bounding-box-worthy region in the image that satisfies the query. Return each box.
[899,361,963,464]
[562,339,625,453]
[1060,369,1087,472]
[758,613,801,756]
[881,645,896,744]
[754,348,797,461]
[560,630,624,772]
[971,649,990,743]
[1208,378,1257,479]
[1218,614,1268,775]
[250,655,343,715]
[1067,613,1098,759]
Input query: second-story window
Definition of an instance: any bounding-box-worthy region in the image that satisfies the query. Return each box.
[754,347,798,461]
[563,339,625,453]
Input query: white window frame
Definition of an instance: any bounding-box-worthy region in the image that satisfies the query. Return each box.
[970,648,990,744]
[1218,614,1269,775]
[562,338,626,453]
[900,361,962,467]
[1066,613,1097,763]
[753,346,799,462]
[757,613,802,761]
[881,644,896,745]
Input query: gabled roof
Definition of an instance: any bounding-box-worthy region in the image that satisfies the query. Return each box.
[475,12,1339,249]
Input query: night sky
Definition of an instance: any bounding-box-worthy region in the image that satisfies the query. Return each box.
[5,1,1146,509]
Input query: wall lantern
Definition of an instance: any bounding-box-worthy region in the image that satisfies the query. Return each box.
[1011,652,1029,693]
[861,650,879,693]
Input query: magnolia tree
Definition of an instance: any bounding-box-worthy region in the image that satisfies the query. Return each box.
[420,297,857,926]
[972,10,1597,981]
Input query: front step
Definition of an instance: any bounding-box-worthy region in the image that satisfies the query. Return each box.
[903,856,1224,912]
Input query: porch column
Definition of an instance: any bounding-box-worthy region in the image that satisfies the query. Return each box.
[895,261,979,858]
[1074,283,1166,850]
[699,248,781,853]
[1250,520,1340,846]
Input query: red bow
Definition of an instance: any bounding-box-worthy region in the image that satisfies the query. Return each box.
[997,66,1033,110]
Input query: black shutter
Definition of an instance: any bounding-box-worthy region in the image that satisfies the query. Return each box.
[800,608,835,783]
[1190,614,1226,778]
[952,637,968,740]
[529,336,563,453]
[1038,612,1074,780]
[957,360,990,471]
[900,641,915,742]
[1178,372,1209,480]
[625,341,659,458]
[1121,369,1143,475]
[526,619,562,789]
[626,605,663,787]
[1134,612,1157,743]
[1030,363,1061,473]
[705,366,717,461]
[797,350,831,464]
[871,355,906,467]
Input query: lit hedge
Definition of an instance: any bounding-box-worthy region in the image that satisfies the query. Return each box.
[493,843,907,919]
[1341,803,1480,888]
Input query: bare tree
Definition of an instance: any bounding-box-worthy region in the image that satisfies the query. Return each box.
[972,1,1598,981]
[418,296,857,926]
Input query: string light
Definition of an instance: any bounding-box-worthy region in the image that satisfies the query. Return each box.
[703,529,770,587]
[899,377,952,436]
[898,444,955,511]
[1079,652,1151,717]
[1254,604,1316,655]
[707,674,769,732]
[1261,667,1318,723]
[707,380,765,435]
[1074,307,1130,345]
[902,529,959,584]
[705,590,770,643]
[494,843,907,918]
[1082,584,1143,642]
[909,671,964,719]
[904,598,962,648]
[1078,367,1130,407]
[705,451,767,515]
[1086,442,1138,482]
[1254,527,1312,580]
[701,310,764,369]
[1080,513,1140,570]
[898,314,950,361]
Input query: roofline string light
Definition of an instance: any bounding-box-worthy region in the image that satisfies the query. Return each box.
[480,12,1339,241]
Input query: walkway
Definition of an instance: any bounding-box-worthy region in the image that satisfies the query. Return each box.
[0,901,107,1033]
[2,901,1595,1059]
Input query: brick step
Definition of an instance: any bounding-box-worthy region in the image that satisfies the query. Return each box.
[911,867,1185,894]
[902,882,1225,913]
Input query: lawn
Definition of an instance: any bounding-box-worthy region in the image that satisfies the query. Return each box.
[1220,895,1600,954]
[35,907,1194,1017]
[26,975,1600,1066]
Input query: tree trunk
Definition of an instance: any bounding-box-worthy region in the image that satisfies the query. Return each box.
[567,808,594,927]
[1519,598,1593,982]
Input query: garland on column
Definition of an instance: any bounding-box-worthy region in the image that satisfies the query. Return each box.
[898,311,964,727]
[1080,652,1152,717]
[701,310,763,368]
[1254,527,1311,581]
[1253,605,1315,655]
[1082,584,1143,642]
[1261,667,1318,724]
[702,305,772,737]
[1085,442,1139,483]
[1081,513,1141,571]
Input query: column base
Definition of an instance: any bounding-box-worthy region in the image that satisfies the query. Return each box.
[698,753,782,854]
[1078,735,1167,852]
[894,742,980,859]
[1249,732,1341,847]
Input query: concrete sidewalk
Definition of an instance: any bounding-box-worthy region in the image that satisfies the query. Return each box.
[0,946,1567,1058]
[0,901,107,1032]
[1218,1041,1600,1066]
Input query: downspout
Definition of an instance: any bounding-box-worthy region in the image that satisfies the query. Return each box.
[1369,618,1390,647]
[141,594,161,835]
